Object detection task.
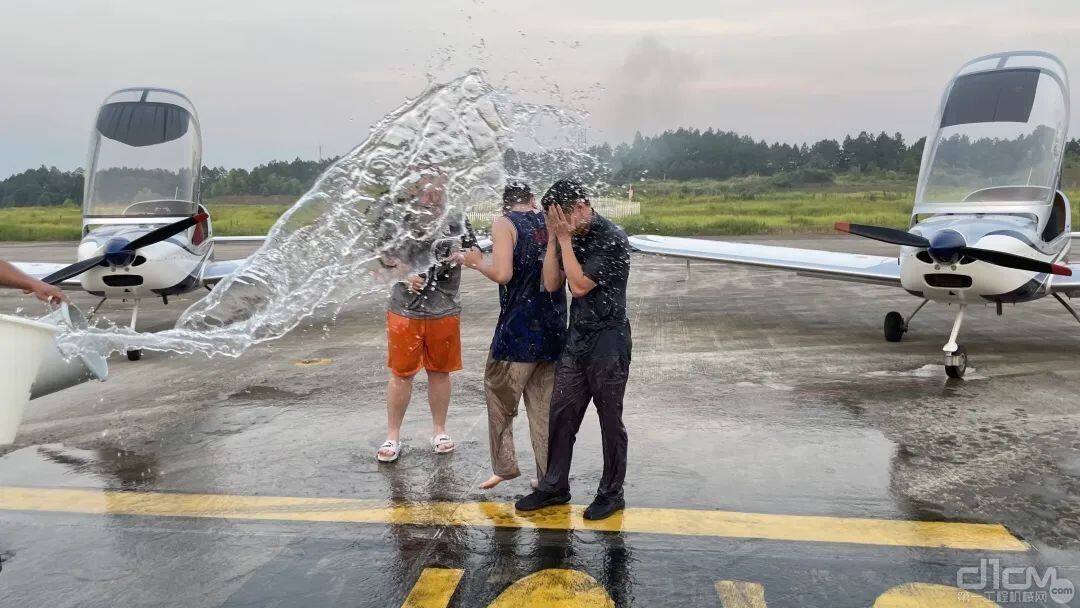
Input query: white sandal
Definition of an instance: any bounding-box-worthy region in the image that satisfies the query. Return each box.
[377,440,401,462]
[430,434,455,454]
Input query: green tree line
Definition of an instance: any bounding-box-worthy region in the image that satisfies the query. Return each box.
[0,157,339,208]
[589,129,926,182]
[5,133,1080,207]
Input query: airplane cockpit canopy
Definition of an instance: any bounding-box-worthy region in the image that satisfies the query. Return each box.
[915,52,1070,212]
[83,88,202,218]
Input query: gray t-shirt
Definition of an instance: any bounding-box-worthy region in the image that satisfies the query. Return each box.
[386,213,470,320]
[387,263,462,319]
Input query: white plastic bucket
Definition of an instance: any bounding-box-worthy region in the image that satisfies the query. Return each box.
[30,304,108,400]
[0,314,57,444]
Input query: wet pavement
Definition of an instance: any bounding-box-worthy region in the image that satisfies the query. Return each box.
[0,237,1078,607]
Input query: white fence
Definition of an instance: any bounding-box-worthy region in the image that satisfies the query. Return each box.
[467,197,639,225]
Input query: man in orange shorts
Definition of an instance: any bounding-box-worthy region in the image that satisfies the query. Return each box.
[376,175,471,462]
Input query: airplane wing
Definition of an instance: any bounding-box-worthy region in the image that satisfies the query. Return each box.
[212,236,267,243]
[201,259,247,285]
[203,236,266,284]
[629,234,902,287]
[9,262,83,287]
[1050,265,1080,297]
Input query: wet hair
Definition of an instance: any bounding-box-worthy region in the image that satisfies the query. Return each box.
[540,179,590,212]
[502,182,532,210]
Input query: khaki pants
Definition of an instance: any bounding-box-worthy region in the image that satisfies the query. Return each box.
[484,357,554,480]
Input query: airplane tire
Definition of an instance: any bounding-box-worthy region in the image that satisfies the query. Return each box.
[127,349,142,362]
[945,345,967,379]
[884,311,906,342]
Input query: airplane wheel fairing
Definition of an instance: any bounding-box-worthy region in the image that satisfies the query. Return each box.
[126,349,142,361]
[945,345,967,379]
[884,311,906,342]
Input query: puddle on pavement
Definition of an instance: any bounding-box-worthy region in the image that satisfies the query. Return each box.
[632,381,905,518]
[864,364,989,380]
[226,385,305,401]
[0,444,158,489]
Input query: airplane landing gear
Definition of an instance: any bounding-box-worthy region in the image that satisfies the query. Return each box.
[884,312,905,341]
[126,298,142,362]
[884,299,928,342]
[945,344,967,379]
[942,303,967,379]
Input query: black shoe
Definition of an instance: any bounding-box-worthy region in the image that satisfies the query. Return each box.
[583,496,625,520]
[515,489,571,512]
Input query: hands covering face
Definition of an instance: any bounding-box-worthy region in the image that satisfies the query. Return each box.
[546,204,573,241]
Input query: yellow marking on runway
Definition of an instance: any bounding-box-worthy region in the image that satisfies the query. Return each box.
[488,569,614,607]
[716,580,768,608]
[0,486,1028,551]
[402,568,463,608]
[873,583,999,607]
[293,357,333,366]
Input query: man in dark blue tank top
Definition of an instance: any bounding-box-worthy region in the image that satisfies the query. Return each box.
[463,183,567,490]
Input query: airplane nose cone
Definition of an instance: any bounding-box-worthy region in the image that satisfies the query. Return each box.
[927,230,966,265]
[103,238,136,267]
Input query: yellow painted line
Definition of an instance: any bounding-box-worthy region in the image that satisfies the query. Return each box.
[0,486,1028,552]
[402,568,463,608]
[873,583,999,607]
[716,581,768,608]
[488,569,614,607]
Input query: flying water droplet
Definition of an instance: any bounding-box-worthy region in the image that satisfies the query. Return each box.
[55,71,607,360]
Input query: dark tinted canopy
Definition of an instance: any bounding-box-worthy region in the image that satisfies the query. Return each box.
[940,69,1040,128]
[96,101,191,147]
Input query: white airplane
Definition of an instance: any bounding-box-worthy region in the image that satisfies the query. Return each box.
[12,88,264,360]
[631,51,1080,378]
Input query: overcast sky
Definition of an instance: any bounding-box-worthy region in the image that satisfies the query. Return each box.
[3,0,1080,178]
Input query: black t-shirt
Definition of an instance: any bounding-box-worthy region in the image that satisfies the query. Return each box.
[562,211,632,360]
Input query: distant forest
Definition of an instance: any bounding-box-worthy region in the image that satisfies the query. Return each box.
[5,130,1080,207]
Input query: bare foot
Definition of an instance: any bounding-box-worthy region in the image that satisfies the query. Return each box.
[480,475,506,490]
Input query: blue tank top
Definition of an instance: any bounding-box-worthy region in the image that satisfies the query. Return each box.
[490,211,567,362]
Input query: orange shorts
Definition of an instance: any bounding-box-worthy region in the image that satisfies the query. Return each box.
[386,311,463,377]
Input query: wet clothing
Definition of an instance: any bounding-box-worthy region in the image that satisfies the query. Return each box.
[541,354,630,499]
[564,212,632,359]
[540,210,633,500]
[483,210,565,481]
[387,268,461,319]
[484,358,554,480]
[386,311,462,377]
[386,213,474,320]
[490,211,567,362]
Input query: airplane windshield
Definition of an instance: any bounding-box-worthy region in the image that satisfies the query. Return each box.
[83,89,201,218]
[916,56,1069,208]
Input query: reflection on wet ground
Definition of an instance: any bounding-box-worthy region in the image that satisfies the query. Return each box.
[0,239,1078,606]
[0,444,158,489]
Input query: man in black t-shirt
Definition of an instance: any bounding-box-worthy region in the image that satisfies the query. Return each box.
[515,179,632,521]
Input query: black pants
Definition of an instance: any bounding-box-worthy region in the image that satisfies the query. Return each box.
[539,354,630,499]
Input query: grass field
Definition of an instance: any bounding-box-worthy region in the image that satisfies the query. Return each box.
[0,203,291,241]
[4,178,1080,240]
[622,185,916,236]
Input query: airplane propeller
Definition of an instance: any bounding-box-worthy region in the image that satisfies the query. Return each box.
[835,221,1072,277]
[41,213,208,285]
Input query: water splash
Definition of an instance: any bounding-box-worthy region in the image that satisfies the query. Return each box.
[57,70,601,359]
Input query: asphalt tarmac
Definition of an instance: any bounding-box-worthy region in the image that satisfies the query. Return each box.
[0,237,1078,607]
